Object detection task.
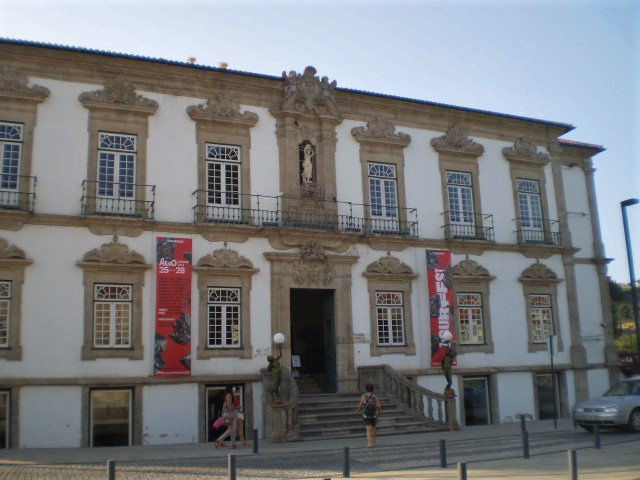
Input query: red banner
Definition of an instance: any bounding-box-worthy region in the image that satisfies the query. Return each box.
[427,249,456,367]
[154,237,192,377]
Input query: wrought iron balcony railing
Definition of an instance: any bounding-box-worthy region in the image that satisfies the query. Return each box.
[0,175,36,212]
[192,190,419,237]
[81,180,155,219]
[442,211,495,241]
[515,217,561,245]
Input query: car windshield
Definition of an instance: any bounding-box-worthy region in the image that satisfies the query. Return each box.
[604,382,630,396]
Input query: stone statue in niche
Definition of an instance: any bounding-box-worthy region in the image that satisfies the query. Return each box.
[301,143,315,183]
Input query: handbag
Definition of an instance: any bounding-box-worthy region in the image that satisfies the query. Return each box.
[212,416,224,429]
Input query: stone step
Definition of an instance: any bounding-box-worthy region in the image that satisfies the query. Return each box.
[298,420,446,439]
[299,413,416,427]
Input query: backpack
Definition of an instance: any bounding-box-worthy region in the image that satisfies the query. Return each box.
[363,394,377,417]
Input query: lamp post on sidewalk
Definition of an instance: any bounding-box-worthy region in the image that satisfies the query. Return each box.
[621,198,639,353]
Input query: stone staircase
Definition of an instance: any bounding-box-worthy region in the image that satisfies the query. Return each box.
[296,376,448,440]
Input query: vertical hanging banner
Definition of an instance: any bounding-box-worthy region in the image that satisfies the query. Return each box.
[154,237,192,377]
[427,249,456,367]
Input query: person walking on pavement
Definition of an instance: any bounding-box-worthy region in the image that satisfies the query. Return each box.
[355,383,382,448]
[215,384,238,449]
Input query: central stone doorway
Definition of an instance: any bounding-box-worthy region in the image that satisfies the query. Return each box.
[290,289,336,393]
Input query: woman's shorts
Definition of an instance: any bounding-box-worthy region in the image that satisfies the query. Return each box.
[363,417,377,426]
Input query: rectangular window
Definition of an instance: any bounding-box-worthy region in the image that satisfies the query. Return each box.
[457,293,484,345]
[463,377,490,425]
[0,281,10,348]
[375,291,405,346]
[93,284,132,348]
[447,171,475,232]
[96,132,137,214]
[90,389,132,447]
[368,162,398,232]
[207,287,241,348]
[0,122,23,208]
[517,179,543,230]
[206,143,240,212]
[536,373,560,420]
[0,390,8,449]
[529,294,553,343]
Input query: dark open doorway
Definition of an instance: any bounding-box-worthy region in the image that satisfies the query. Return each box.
[290,289,336,393]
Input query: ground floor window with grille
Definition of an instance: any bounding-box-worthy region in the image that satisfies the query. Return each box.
[457,293,484,344]
[0,281,10,347]
[208,287,241,348]
[93,284,132,348]
[375,291,405,345]
[0,390,8,449]
[90,389,132,447]
[529,294,553,343]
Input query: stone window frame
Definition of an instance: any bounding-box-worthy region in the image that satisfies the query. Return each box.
[352,117,411,233]
[451,259,495,354]
[0,239,31,360]
[363,255,418,356]
[79,74,158,218]
[194,249,259,359]
[532,370,568,420]
[457,374,500,426]
[0,386,19,448]
[519,263,563,353]
[0,66,49,217]
[77,238,151,360]
[502,138,555,244]
[431,123,487,240]
[187,94,258,223]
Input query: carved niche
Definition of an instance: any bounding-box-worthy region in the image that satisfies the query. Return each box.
[351,116,411,147]
[503,137,550,165]
[431,122,484,156]
[187,93,258,126]
[81,237,147,265]
[293,242,332,286]
[79,74,158,113]
[281,66,340,119]
[519,262,561,282]
[0,65,50,102]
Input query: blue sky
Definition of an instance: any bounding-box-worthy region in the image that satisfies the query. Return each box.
[2,0,638,282]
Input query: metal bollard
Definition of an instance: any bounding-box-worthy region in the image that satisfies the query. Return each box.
[520,415,526,432]
[594,425,601,449]
[343,446,350,478]
[458,462,467,480]
[439,439,447,468]
[228,454,236,480]
[253,429,258,454]
[568,449,577,480]
[107,460,115,480]
[522,430,530,459]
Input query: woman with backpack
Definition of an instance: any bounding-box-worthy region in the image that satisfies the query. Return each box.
[355,383,382,448]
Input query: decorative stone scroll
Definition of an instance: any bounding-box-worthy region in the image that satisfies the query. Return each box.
[293,242,332,286]
[0,239,27,260]
[81,237,147,265]
[431,122,484,156]
[281,66,340,118]
[451,259,493,279]
[365,255,413,275]
[79,74,158,113]
[0,65,50,102]
[187,93,258,126]
[519,262,561,282]
[351,116,411,147]
[503,137,550,165]
[197,248,254,270]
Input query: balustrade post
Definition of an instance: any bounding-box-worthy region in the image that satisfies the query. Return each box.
[445,394,460,431]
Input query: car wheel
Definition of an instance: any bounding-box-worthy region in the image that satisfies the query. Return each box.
[580,425,594,433]
[628,409,640,432]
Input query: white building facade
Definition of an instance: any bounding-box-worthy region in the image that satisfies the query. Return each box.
[0,39,616,448]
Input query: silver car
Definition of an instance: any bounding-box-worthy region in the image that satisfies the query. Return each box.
[574,376,640,432]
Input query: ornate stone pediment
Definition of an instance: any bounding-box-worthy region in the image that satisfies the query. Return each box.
[452,259,494,279]
[81,238,147,265]
[519,262,561,282]
[365,255,413,275]
[0,239,27,260]
[197,248,254,269]
[281,66,340,118]
[431,122,484,155]
[351,116,411,147]
[187,94,258,126]
[79,74,158,113]
[503,137,550,164]
[0,65,49,102]
[293,242,332,286]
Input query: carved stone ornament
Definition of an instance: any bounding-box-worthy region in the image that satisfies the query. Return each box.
[366,255,413,275]
[281,66,340,118]
[431,122,484,155]
[351,116,411,147]
[503,137,550,164]
[82,238,146,265]
[451,259,493,279]
[187,94,258,125]
[0,239,27,260]
[79,74,158,112]
[197,248,254,269]
[0,65,49,101]
[519,262,561,282]
[293,242,332,286]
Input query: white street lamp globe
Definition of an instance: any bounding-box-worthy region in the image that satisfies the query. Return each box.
[273,332,285,344]
[440,331,453,342]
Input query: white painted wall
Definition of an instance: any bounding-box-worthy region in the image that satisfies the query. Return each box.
[496,373,536,422]
[143,384,198,445]
[20,386,82,448]
[587,368,613,399]
[562,167,594,258]
[574,264,606,363]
